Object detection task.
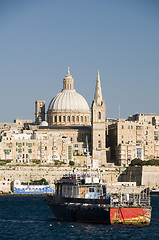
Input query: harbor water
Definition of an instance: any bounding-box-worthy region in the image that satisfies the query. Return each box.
[0,195,158,240]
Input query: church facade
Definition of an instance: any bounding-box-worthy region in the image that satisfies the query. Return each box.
[34,68,107,167]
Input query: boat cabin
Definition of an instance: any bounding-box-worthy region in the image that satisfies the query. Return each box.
[55,174,107,199]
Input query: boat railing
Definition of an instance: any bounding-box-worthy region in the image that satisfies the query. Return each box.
[110,194,151,207]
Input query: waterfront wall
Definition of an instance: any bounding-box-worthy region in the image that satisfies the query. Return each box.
[118,166,159,188]
[1,165,159,193]
[0,165,120,186]
[141,166,159,187]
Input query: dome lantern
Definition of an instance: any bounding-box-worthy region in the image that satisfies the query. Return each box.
[63,67,74,91]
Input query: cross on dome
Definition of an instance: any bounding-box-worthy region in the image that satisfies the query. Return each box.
[67,67,70,75]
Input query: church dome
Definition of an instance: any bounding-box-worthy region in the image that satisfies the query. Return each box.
[48,90,90,113]
[47,68,91,126]
[40,121,48,127]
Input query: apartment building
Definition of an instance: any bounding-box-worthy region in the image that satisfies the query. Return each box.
[108,118,159,166]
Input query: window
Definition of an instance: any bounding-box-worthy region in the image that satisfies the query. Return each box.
[154,131,159,135]
[76,116,79,122]
[137,148,142,158]
[98,140,101,148]
[68,146,72,160]
[122,125,124,129]
[89,188,94,192]
[63,116,66,122]
[18,148,22,153]
[99,112,101,119]
[67,116,70,122]
[136,126,143,130]
[55,116,57,122]
[72,116,75,122]
[81,116,83,122]
[59,116,61,122]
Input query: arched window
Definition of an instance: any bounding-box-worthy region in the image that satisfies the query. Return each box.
[67,116,70,122]
[72,116,75,122]
[85,116,87,122]
[81,116,83,122]
[63,116,66,122]
[55,116,57,122]
[76,116,79,122]
[59,116,61,122]
[99,112,101,119]
[98,140,101,148]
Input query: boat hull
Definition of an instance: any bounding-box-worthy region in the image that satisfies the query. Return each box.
[46,195,151,225]
[110,207,151,225]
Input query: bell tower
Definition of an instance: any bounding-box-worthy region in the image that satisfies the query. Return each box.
[35,100,45,124]
[91,71,107,166]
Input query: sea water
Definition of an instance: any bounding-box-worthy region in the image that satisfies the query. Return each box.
[0,195,158,240]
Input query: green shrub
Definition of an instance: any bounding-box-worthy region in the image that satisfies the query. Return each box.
[69,160,74,166]
[130,158,159,166]
[32,159,41,164]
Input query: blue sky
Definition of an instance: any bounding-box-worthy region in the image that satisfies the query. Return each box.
[0,0,159,122]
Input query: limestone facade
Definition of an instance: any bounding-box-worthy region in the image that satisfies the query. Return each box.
[0,127,91,166]
[108,118,159,166]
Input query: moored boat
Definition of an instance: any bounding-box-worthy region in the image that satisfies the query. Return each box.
[11,180,54,194]
[46,174,151,225]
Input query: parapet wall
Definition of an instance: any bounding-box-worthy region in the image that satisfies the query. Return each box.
[0,166,120,185]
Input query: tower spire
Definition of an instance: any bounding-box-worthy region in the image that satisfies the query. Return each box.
[94,70,103,105]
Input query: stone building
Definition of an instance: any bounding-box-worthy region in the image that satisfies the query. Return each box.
[108,118,159,166]
[0,68,107,167]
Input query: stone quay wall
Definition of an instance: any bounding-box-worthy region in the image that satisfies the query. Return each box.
[0,165,120,185]
[118,166,159,188]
